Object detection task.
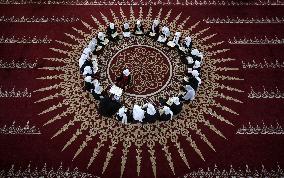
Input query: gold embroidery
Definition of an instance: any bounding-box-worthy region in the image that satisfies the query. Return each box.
[36,7,243,177]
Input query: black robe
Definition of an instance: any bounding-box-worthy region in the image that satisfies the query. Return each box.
[80,60,93,74]
[85,81,94,92]
[99,96,122,117]
[106,26,119,41]
[147,25,160,40]
[159,113,172,121]
[134,24,144,35]
[169,103,183,115]
[142,107,158,123]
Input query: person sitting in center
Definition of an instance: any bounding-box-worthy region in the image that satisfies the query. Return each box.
[116,68,131,90]
[134,20,144,36]
[167,32,181,48]
[122,22,131,38]
[97,32,109,48]
[159,106,173,121]
[157,26,170,44]
[132,105,145,123]
[107,22,119,41]
[142,103,157,123]
[116,106,129,124]
[148,20,160,40]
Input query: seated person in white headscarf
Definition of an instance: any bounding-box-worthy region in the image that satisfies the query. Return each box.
[122,22,131,38]
[181,56,195,68]
[184,70,201,91]
[193,60,201,73]
[134,20,144,35]
[142,103,158,123]
[132,105,145,123]
[167,32,181,48]
[99,90,122,117]
[191,48,203,62]
[80,47,92,72]
[116,68,131,90]
[157,26,170,43]
[107,22,119,41]
[84,76,94,92]
[88,38,100,54]
[159,106,173,121]
[180,85,196,102]
[165,97,183,115]
[83,65,93,76]
[116,106,129,124]
[179,36,192,54]
[90,79,104,100]
[147,20,160,40]
[97,32,109,47]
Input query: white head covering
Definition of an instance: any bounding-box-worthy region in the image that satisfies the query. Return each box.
[92,61,98,73]
[137,20,141,25]
[84,76,92,83]
[123,69,130,76]
[118,106,127,124]
[109,85,123,97]
[191,70,199,77]
[118,106,126,117]
[172,97,180,105]
[196,77,202,85]
[152,20,159,32]
[83,47,91,55]
[83,66,92,75]
[79,53,88,68]
[124,22,129,29]
[173,32,181,44]
[93,80,102,94]
[185,36,191,46]
[163,106,173,117]
[88,38,97,51]
[187,68,193,73]
[183,85,196,100]
[98,32,105,40]
[193,61,201,68]
[186,56,194,64]
[153,20,159,26]
[191,49,199,56]
[110,23,115,29]
[162,26,170,37]
[146,103,156,115]
[133,105,145,122]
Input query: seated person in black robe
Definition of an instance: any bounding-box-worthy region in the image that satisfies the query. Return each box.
[157,26,170,44]
[147,20,160,40]
[179,36,193,55]
[181,56,195,68]
[191,48,203,62]
[84,76,94,92]
[134,20,144,36]
[142,103,158,123]
[122,22,131,38]
[90,80,104,100]
[106,22,119,41]
[97,32,109,48]
[159,106,173,121]
[116,69,131,90]
[183,70,201,91]
[99,94,122,117]
[116,106,129,124]
[167,97,183,115]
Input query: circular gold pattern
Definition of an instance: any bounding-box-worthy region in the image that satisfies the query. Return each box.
[108,45,171,96]
[36,7,243,177]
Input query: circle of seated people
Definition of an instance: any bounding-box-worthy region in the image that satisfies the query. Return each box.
[78,19,203,124]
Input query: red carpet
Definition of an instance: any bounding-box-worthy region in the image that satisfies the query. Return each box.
[0,1,284,178]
